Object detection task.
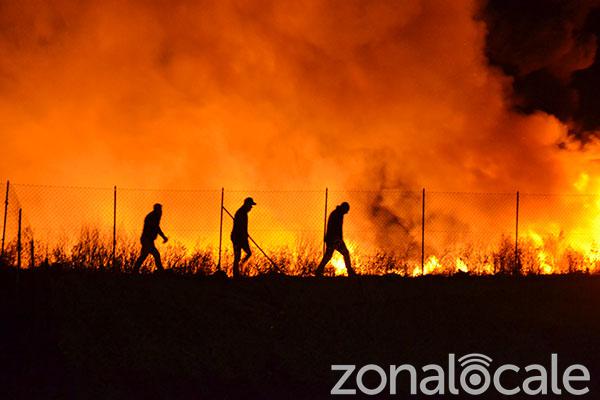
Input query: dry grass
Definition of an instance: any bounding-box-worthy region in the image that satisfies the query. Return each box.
[1,227,599,276]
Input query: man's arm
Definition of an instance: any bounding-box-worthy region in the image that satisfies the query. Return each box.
[242,213,249,237]
[158,226,168,243]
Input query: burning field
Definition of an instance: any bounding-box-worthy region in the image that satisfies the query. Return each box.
[3,184,600,277]
[2,0,600,276]
[3,3,600,398]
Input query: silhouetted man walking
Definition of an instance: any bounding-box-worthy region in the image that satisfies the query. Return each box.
[315,202,356,276]
[133,203,168,273]
[231,197,256,278]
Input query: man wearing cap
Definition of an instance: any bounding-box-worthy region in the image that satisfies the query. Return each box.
[231,197,256,278]
[133,203,169,273]
[315,202,356,277]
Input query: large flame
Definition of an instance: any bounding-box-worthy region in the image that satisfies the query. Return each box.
[2,1,600,274]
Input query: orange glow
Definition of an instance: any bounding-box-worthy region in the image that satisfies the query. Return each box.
[424,256,442,275]
[456,258,468,274]
[2,1,600,275]
[330,253,348,276]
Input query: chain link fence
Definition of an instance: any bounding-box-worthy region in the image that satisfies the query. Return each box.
[1,181,599,276]
[519,193,600,274]
[425,191,517,276]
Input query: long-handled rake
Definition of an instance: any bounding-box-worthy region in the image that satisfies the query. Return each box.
[222,206,282,274]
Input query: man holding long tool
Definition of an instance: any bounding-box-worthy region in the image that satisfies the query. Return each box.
[231,197,256,278]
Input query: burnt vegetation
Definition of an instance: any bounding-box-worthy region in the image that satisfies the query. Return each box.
[1,226,598,277]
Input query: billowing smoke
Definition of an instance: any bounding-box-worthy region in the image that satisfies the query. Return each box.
[0,0,580,190]
[1,0,599,271]
[483,0,600,137]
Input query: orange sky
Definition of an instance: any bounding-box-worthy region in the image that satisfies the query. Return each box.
[1,0,595,192]
[3,0,600,274]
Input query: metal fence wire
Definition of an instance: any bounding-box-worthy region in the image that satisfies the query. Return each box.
[1,181,600,276]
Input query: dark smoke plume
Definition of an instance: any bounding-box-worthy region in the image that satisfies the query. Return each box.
[483,0,600,138]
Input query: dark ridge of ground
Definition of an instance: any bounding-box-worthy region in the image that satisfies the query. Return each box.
[0,269,599,399]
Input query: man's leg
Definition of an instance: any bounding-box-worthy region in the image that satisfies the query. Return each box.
[232,242,241,278]
[149,245,164,272]
[241,242,252,264]
[315,244,335,276]
[338,241,355,276]
[133,247,149,273]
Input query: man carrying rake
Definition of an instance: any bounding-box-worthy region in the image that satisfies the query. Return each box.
[231,197,256,278]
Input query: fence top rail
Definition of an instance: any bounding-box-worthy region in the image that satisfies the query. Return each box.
[9,183,222,192]
[210,189,327,193]
[425,191,515,195]
[10,183,114,191]
[119,187,223,193]
[5,181,600,197]
[518,192,600,198]
[328,189,422,194]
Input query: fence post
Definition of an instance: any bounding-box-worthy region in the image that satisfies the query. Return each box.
[323,188,329,254]
[30,238,35,269]
[515,191,520,274]
[217,188,224,270]
[421,188,426,276]
[17,208,22,270]
[112,186,117,269]
[1,180,9,258]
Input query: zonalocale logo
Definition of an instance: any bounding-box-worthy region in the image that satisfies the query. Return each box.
[331,354,590,396]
